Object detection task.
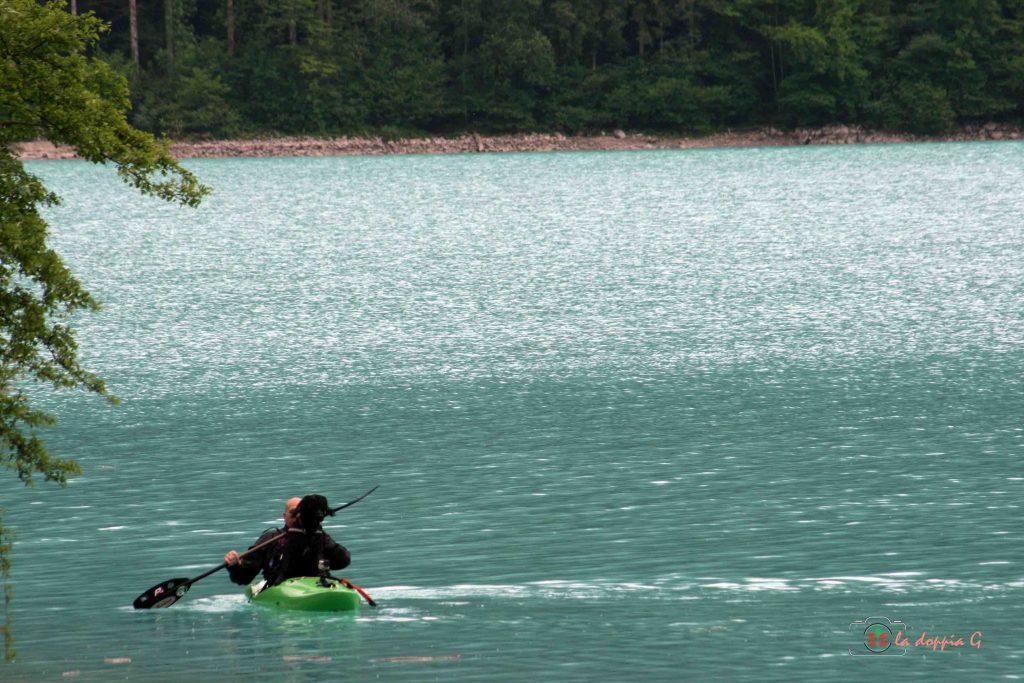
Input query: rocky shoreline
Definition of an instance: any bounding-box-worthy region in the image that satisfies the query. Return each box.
[12,124,1022,161]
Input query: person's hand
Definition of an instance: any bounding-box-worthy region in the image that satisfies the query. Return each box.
[224,550,240,566]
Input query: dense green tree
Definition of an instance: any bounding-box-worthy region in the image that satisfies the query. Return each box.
[0,0,207,635]
[0,0,207,478]
[764,0,874,126]
[350,0,446,132]
[478,19,557,127]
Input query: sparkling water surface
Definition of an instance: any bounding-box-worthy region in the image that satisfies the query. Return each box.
[4,143,1024,681]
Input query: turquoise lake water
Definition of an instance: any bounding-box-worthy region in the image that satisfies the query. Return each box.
[3,142,1023,681]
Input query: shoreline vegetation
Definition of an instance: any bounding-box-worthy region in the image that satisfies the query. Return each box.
[13,123,1023,161]
[58,2,1024,150]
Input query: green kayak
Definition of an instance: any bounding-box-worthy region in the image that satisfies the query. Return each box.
[246,577,362,612]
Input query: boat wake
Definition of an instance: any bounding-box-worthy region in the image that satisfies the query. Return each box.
[369,573,1024,602]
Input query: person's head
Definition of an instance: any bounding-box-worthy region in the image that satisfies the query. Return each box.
[284,497,302,528]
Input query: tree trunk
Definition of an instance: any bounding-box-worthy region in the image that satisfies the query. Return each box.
[227,0,235,56]
[165,0,175,63]
[70,0,77,15]
[687,0,695,51]
[129,0,139,64]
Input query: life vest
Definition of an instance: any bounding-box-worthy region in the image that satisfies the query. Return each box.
[266,527,326,586]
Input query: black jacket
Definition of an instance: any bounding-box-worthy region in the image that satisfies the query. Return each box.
[227,526,351,586]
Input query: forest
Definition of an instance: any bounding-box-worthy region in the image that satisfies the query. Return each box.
[46,1,1024,138]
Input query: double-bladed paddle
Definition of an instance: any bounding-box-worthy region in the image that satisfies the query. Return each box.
[132,530,285,608]
[132,485,379,609]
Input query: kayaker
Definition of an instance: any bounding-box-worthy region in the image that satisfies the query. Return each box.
[224,495,351,586]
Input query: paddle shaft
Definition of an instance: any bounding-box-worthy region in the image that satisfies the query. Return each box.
[194,529,287,584]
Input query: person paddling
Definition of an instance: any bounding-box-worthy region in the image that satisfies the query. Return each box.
[224,495,351,587]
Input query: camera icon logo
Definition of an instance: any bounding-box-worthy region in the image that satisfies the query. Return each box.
[849,616,911,656]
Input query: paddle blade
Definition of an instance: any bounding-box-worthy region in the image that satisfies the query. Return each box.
[133,578,192,609]
[330,485,379,514]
